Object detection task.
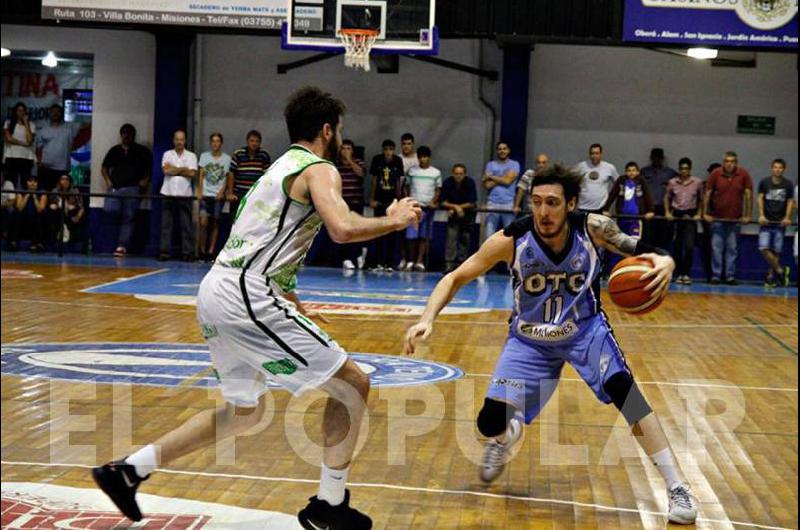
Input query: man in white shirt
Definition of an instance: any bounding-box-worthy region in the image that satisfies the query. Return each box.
[403,145,441,271]
[574,143,618,213]
[159,129,198,261]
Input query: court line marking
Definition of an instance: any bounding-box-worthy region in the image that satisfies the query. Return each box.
[744,316,798,355]
[0,460,791,530]
[78,268,170,293]
[2,298,798,330]
[465,373,798,393]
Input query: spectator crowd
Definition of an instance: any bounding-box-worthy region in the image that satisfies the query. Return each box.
[2,100,797,286]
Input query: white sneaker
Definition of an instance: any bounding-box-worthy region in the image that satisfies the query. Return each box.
[356,248,367,269]
[667,483,698,525]
[398,259,407,270]
[343,260,356,270]
[414,262,426,272]
[479,418,523,483]
[403,261,414,272]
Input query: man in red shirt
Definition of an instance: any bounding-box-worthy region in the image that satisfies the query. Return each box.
[703,151,753,285]
[336,139,367,269]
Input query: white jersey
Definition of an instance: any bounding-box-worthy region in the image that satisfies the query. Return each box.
[214,144,328,293]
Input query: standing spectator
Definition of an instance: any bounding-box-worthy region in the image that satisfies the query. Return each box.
[482,141,520,238]
[197,132,233,262]
[336,139,367,269]
[35,104,86,191]
[48,173,85,251]
[3,102,36,188]
[575,143,618,213]
[641,148,678,251]
[369,139,404,271]
[404,146,441,271]
[399,133,418,175]
[101,124,153,258]
[757,159,795,287]
[441,163,477,272]
[603,161,654,240]
[11,174,47,251]
[514,153,550,217]
[703,151,753,285]
[665,158,704,285]
[159,129,198,261]
[2,170,16,245]
[700,163,722,282]
[230,130,270,199]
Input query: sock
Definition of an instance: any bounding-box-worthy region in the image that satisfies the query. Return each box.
[125,444,158,479]
[650,448,683,490]
[318,463,349,506]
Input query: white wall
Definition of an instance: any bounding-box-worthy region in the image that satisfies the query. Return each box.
[1,24,156,203]
[197,35,501,188]
[528,44,799,181]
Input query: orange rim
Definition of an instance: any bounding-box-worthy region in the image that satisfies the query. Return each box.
[339,29,379,37]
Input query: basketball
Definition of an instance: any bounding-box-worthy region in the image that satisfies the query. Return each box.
[607,257,666,314]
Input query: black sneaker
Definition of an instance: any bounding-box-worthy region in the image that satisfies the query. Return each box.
[298,490,372,530]
[710,278,721,285]
[92,460,147,521]
[725,278,738,286]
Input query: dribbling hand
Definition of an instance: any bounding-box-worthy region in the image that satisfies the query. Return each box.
[387,197,423,230]
[638,253,675,296]
[404,321,433,355]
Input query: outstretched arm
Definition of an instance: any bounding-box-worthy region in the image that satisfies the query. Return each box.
[404,232,514,354]
[587,213,674,293]
[306,163,421,243]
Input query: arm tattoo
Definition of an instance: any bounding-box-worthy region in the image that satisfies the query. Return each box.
[588,214,638,255]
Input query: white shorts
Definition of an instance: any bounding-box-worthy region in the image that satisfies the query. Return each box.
[196,267,348,407]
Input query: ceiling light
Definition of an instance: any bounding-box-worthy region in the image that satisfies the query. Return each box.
[1,48,10,58]
[687,48,718,60]
[42,51,58,67]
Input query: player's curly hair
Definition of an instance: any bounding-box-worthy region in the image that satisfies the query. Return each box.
[284,86,347,143]
[531,164,582,203]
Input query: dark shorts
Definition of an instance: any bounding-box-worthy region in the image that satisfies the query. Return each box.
[200,197,222,219]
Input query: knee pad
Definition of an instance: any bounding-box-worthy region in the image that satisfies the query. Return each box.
[476,398,517,438]
[604,372,652,426]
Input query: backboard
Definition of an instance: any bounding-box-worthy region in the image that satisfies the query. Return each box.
[283,0,437,55]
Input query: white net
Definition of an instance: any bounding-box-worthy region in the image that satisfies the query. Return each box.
[339,30,379,72]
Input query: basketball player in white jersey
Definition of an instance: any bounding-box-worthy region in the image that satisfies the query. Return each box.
[93,87,422,530]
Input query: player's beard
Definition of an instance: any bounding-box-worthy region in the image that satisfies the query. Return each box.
[535,215,568,240]
[324,135,341,162]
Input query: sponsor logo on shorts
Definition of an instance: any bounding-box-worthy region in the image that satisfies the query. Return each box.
[262,358,298,376]
[0,343,464,389]
[491,378,524,390]
[517,320,578,341]
[200,324,218,339]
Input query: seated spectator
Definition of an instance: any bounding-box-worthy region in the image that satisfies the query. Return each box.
[336,139,367,269]
[197,132,233,262]
[11,174,47,251]
[757,158,795,287]
[482,141,520,239]
[369,139,403,271]
[404,146,441,271]
[665,158,704,285]
[159,129,198,261]
[48,173,86,251]
[603,161,654,239]
[2,170,16,245]
[514,153,550,217]
[231,130,270,200]
[102,123,152,258]
[441,163,477,272]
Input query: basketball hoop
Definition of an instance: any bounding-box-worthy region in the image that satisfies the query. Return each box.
[338,29,379,71]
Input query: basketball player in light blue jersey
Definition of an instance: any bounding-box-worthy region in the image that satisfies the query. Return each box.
[405,165,698,524]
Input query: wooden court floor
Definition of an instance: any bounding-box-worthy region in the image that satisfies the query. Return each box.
[1,261,797,529]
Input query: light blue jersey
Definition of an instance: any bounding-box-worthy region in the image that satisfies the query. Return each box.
[506,214,604,345]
